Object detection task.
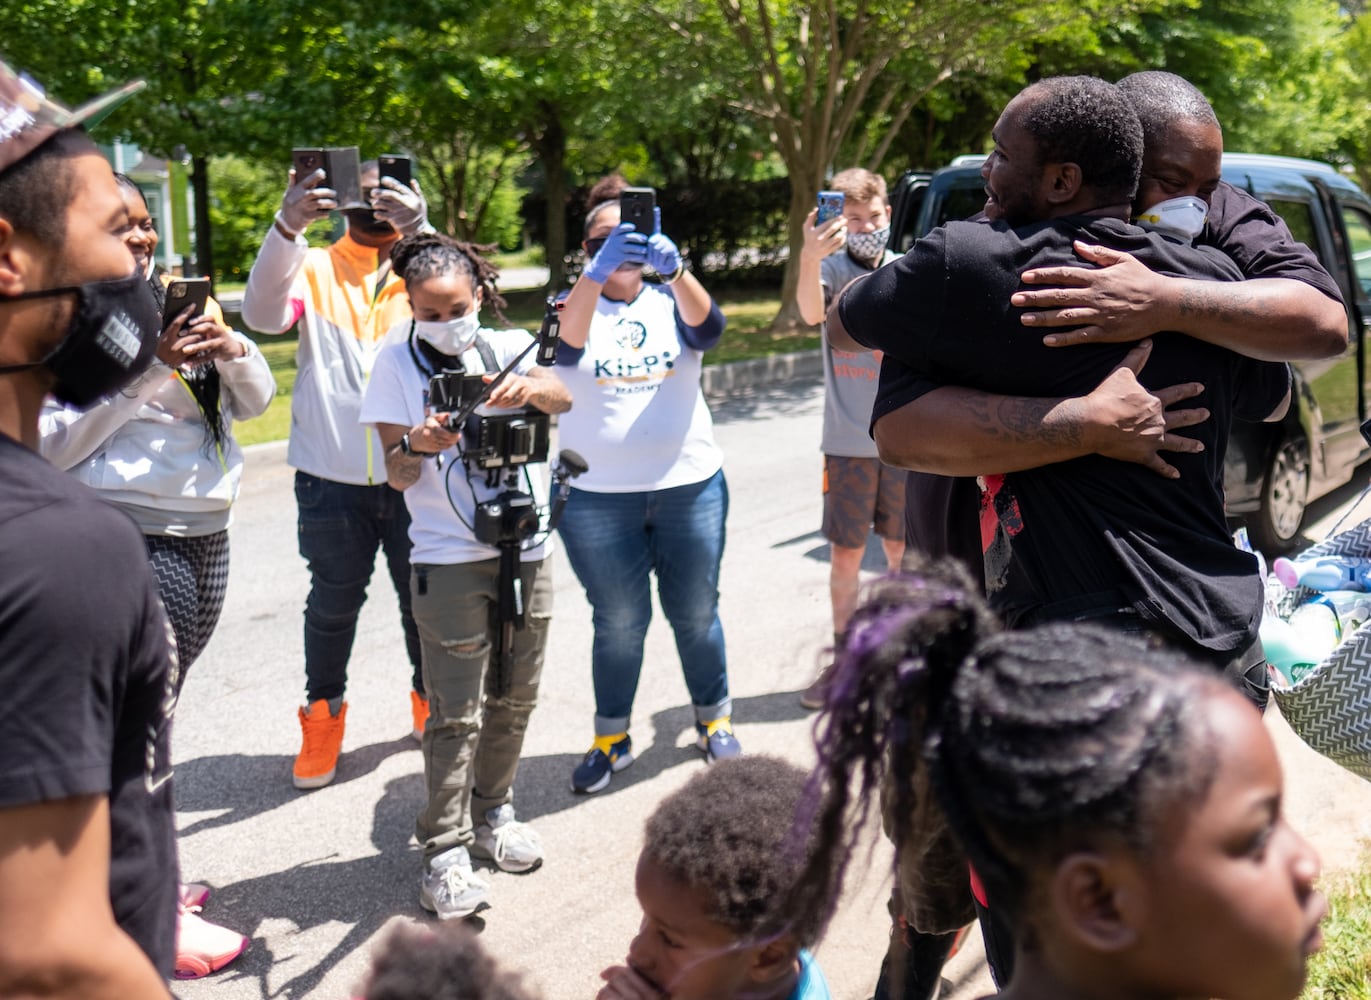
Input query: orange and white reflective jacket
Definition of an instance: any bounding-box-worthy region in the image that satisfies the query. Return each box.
[241,227,412,484]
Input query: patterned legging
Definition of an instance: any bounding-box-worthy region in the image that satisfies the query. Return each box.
[144,531,230,690]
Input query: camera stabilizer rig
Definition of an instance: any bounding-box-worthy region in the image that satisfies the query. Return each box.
[426,299,588,696]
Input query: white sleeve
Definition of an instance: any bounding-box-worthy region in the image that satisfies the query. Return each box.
[360,348,418,428]
[218,332,277,421]
[240,226,309,334]
[38,365,176,470]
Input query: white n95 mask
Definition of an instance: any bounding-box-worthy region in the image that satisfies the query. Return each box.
[1134,195,1208,241]
[415,312,480,356]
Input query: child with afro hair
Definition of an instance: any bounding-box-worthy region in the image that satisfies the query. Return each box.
[597,755,832,1000]
[360,921,538,1000]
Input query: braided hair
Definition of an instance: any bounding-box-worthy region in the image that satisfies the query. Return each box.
[791,558,1222,937]
[113,173,229,454]
[390,232,508,327]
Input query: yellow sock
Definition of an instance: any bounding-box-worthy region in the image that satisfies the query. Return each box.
[592,732,627,755]
[703,716,732,736]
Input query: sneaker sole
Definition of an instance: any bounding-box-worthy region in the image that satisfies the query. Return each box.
[799,690,826,710]
[570,751,635,795]
[292,766,337,790]
[174,938,249,979]
[471,850,544,874]
[419,886,491,920]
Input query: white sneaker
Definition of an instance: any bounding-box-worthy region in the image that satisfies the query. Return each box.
[419,846,491,920]
[471,804,544,873]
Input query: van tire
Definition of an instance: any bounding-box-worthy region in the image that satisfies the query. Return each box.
[1248,433,1310,555]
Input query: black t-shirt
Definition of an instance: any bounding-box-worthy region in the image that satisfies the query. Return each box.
[896,186,1343,580]
[0,434,178,976]
[846,216,1290,652]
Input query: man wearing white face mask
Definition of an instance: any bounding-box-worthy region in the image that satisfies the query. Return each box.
[795,167,905,708]
[361,233,571,920]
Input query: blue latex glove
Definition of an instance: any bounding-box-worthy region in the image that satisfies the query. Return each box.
[584,222,647,284]
[646,207,682,277]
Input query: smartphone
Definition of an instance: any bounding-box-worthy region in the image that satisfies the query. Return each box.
[817,190,845,225]
[325,146,366,210]
[292,147,327,186]
[162,277,212,333]
[379,154,413,190]
[290,146,365,209]
[620,186,656,235]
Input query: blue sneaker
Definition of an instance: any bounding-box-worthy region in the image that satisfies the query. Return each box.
[695,719,742,762]
[571,734,634,794]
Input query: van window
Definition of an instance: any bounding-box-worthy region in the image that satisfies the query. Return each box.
[1343,207,1371,298]
[1267,198,1322,264]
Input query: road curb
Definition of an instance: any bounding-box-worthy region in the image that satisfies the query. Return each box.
[243,350,824,456]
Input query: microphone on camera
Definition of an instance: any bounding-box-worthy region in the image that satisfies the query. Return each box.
[536,297,563,366]
[546,449,589,534]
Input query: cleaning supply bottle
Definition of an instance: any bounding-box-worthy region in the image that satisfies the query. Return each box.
[1262,607,1337,686]
[1271,555,1371,593]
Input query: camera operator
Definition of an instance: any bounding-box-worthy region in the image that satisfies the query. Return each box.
[359,233,570,921]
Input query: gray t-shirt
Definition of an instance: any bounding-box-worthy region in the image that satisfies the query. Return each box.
[820,248,898,457]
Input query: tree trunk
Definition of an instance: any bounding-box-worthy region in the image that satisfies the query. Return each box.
[191,152,214,287]
[770,174,821,333]
[538,109,568,295]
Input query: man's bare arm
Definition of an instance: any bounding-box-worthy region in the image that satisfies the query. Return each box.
[823,273,872,352]
[1013,241,1347,361]
[0,796,173,999]
[873,341,1209,479]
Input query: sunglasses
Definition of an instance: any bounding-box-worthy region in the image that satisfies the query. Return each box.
[585,236,607,258]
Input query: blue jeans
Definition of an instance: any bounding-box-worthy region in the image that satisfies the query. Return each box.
[557,470,731,735]
[295,471,423,702]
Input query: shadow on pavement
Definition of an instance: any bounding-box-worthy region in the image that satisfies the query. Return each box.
[186,774,425,999]
[509,691,818,824]
[174,736,416,837]
[710,379,821,425]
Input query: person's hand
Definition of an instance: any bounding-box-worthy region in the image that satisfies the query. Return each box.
[584,223,648,284]
[371,177,430,237]
[645,209,682,278]
[154,308,202,368]
[278,167,336,236]
[802,206,847,261]
[1082,339,1209,479]
[410,413,460,454]
[483,372,540,409]
[1013,241,1168,345]
[180,313,248,364]
[596,964,665,1000]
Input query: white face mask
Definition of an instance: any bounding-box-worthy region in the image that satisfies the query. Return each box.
[1134,195,1208,241]
[414,311,480,356]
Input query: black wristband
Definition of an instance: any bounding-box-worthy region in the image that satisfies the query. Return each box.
[400,432,424,457]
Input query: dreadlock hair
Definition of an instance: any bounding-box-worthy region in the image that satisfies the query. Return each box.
[642,755,829,950]
[1117,71,1222,154]
[790,558,1223,939]
[361,921,539,1000]
[390,232,508,327]
[1018,76,1144,205]
[113,173,229,454]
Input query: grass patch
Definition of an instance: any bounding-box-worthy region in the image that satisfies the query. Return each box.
[230,288,808,447]
[1304,857,1371,999]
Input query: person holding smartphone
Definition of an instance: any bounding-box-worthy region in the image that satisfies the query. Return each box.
[795,168,905,709]
[39,173,274,980]
[555,174,739,796]
[241,154,436,792]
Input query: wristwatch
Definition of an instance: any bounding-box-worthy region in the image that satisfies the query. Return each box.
[399,432,426,457]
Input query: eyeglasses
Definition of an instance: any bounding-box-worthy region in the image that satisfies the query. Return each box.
[584,237,607,258]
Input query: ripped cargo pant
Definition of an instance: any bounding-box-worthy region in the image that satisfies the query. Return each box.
[411,557,552,863]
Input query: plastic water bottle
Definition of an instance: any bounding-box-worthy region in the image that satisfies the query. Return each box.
[1271,555,1371,593]
[1264,601,1341,686]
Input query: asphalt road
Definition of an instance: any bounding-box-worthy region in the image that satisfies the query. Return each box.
[170,375,1371,1000]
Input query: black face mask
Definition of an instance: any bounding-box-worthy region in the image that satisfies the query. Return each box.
[342,208,397,238]
[0,270,161,407]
